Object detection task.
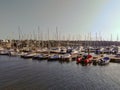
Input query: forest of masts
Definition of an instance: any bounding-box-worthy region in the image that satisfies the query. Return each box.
[0,27,120,49]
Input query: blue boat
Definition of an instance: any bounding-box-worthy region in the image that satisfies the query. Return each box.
[98,57,110,65]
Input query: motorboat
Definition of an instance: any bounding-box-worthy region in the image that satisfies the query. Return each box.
[98,56,110,65]
[59,47,67,54]
[84,54,93,63]
[79,54,93,64]
[32,54,48,60]
[71,49,78,55]
[76,56,83,63]
[61,53,71,61]
[21,53,36,59]
[8,49,18,56]
[48,54,60,61]
[0,50,9,55]
[50,47,61,53]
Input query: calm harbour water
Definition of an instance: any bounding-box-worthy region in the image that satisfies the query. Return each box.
[0,56,120,90]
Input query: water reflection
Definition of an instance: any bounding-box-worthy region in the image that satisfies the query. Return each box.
[58,60,71,64]
[32,59,111,67]
[1,56,120,90]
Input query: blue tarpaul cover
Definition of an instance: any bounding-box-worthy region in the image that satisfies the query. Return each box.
[52,55,59,58]
[103,57,109,61]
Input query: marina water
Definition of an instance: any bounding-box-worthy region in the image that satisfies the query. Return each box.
[0,56,120,90]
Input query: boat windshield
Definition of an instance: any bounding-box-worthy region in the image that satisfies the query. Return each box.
[83,55,87,59]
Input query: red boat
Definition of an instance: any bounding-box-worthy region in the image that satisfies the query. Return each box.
[76,56,82,63]
[77,54,93,64]
[84,54,93,63]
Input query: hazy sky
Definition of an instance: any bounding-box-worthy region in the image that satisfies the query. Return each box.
[0,0,120,40]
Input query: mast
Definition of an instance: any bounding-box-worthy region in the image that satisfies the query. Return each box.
[48,28,50,55]
[111,34,112,41]
[98,32,101,47]
[84,34,86,48]
[89,33,91,46]
[56,27,59,47]
[18,26,21,41]
[110,34,112,46]
[117,34,119,41]
[117,34,119,46]
[41,31,44,48]
[18,26,21,50]
[33,30,36,40]
[90,32,91,46]
[38,26,41,48]
[96,32,98,48]
[100,33,102,47]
